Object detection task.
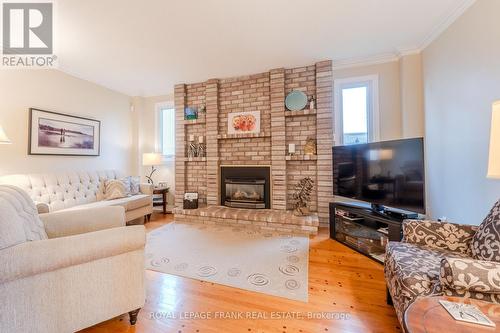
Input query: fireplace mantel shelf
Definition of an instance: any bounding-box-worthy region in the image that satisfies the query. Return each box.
[217,133,271,140]
[285,154,318,161]
[182,117,206,125]
[180,157,207,162]
[284,109,317,117]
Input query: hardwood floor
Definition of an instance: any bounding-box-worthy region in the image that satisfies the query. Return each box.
[80,213,400,333]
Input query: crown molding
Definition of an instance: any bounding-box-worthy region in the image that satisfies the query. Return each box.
[419,0,476,50]
[333,52,400,70]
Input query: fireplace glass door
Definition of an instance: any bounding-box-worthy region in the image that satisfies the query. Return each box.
[224,178,266,209]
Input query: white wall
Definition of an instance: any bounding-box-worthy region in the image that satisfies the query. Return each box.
[423,0,500,224]
[0,69,136,176]
[400,54,424,138]
[133,94,176,206]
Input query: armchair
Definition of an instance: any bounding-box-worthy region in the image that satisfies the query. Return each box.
[385,216,499,329]
[0,185,146,333]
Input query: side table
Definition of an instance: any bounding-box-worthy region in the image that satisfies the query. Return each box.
[404,296,499,333]
[152,187,169,215]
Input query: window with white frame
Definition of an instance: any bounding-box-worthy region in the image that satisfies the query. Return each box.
[334,75,379,145]
[158,106,175,157]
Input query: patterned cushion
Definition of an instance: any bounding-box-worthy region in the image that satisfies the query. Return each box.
[471,200,500,262]
[129,176,141,195]
[403,219,478,255]
[440,257,500,294]
[103,180,127,200]
[384,241,467,323]
[0,185,47,249]
[120,176,132,194]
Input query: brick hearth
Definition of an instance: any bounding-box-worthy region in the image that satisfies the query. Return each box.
[174,206,319,235]
[174,61,334,231]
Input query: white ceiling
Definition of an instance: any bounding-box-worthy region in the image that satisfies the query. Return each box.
[54,0,475,96]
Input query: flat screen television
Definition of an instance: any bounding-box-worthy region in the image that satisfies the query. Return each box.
[332,138,425,214]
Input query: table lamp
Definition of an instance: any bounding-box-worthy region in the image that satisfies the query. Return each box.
[143,152,162,185]
[0,124,11,144]
[487,101,500,179]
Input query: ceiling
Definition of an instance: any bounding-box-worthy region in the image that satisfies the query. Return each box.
[54,0,475,96]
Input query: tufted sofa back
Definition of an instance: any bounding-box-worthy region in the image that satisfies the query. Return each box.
[0,170,122,212]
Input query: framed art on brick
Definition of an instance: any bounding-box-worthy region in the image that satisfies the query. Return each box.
[227,111,260,135]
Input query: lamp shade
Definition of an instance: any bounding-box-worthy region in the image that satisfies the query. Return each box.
[143,152,162,166]
[487,101,500,179]
[0,124,11,144]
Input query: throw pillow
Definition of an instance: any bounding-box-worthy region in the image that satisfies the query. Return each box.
[471,199,500,262]
[130,176,141,195]
[120,176,132,194]
[0,185,48,248]
[103,180,127,200]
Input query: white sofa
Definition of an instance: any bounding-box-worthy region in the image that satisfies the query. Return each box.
[0,170,153,224]
[0,185,146,333]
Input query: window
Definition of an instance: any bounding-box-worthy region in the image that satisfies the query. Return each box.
[159,107,175,157]
[334,75,379,145]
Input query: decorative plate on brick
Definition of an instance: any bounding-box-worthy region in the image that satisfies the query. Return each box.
[285,90,308,111]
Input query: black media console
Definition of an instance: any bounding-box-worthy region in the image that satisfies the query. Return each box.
[329,202,408,264]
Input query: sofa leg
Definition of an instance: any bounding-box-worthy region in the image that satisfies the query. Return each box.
[386,287,393,306]
[129,308,141,325]
[147,214,152,221]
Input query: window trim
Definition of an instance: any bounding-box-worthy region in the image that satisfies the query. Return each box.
[155,101,175,161]
[334,75,380,145]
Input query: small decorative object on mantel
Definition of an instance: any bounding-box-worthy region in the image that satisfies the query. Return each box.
[288,143,296,156]
[285,90,308,111]
[309,95,315,111]
[187,142,197,158]
[196,136,206,157]
[184,107,198,120]
[292,177,314,216]
[199,105,206,114]
[304,136,316,155]
[183,192,199,209]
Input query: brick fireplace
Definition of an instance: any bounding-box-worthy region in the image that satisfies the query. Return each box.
[174,60,334,227]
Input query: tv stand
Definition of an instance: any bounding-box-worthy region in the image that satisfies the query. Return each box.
[329,202,409,263]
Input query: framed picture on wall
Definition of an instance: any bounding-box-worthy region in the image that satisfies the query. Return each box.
[227,111,261,135]
[29,108,101,156]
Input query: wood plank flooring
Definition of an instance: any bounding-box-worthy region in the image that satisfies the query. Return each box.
[80,213,400,333]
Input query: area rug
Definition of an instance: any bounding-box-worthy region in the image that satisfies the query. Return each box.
[145,222,309,302]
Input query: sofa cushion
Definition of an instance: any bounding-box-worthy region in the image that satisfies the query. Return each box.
[103,180,127,200]
[0,185,47,249]
[384,241,467,323]
[62,194,151,212]
[472,200,500,262]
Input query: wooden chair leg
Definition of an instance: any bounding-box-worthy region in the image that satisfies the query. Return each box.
[129,308,141,325]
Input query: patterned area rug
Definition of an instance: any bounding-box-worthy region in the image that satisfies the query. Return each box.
[145,223,309,302]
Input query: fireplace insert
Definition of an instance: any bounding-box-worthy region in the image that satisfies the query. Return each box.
[220,166,271,209]
[224,178,265,209]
